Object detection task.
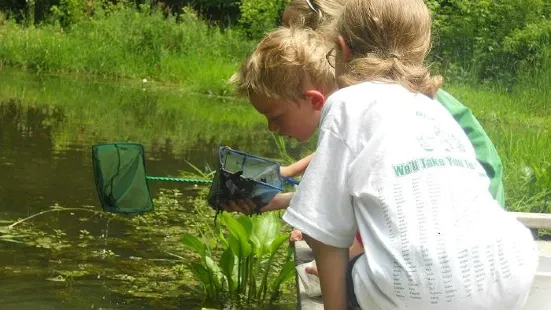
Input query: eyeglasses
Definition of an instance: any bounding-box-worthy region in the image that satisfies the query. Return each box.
[305,0,317,12]
[326,47,336,68]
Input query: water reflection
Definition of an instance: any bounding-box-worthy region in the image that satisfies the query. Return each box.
[0,70,305,309]
[0,70,301,216]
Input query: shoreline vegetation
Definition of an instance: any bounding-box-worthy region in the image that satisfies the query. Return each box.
[0,2,549,211]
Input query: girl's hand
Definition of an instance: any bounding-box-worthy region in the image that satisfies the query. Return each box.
[290,229,318,276]
[280,165,292,178]
[290,228,303,242]
[280,153,314,178]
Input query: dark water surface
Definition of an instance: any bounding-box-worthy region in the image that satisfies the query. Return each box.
[0,70,306,309]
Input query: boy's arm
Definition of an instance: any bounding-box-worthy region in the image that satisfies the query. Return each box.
[280,153,314,177]
[222,192,294,214]
[305,234,349,310]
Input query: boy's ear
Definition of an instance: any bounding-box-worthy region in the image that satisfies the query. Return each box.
[337,35,352,62]
[304,90,325,111]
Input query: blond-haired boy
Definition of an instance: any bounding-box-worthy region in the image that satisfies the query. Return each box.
[226,26,335,213]
[230,26,336,118]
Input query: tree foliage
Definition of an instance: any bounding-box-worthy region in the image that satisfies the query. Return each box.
[0,0,549,85]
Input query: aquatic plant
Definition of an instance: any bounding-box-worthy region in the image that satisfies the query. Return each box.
[181,211,295,306]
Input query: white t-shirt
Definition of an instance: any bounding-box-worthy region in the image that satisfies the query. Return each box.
[282,82,539,310]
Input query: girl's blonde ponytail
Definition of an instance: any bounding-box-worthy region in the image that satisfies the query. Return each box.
[332,0,443,98]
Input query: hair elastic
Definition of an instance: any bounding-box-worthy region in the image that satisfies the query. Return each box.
[305,0,317,13]
[373,51,399,60]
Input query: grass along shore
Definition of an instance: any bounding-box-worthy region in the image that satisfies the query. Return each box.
[0,5,549,213]
[0,6,254,96]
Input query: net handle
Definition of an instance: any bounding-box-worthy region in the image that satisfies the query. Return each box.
[145,175,299,185]
[146,176,212,184]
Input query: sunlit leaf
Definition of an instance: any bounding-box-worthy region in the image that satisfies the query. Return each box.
[270,260,295,293]
[190,262,212,288]
[252,212,281,257]
[221,213,252,257]
[0,237,24,244]
[219,247,236,292]
[46,275,66,282]
[181,233,206,258]
[269,234,289,256]
[236,215,252,239]
[205,256,225,290]
[227,233,241,257]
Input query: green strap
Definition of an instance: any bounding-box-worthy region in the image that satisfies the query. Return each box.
[436,89,505,208]
[146,176,212,184]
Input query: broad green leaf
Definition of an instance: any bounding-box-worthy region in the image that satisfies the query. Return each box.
[221,213,252,257]
[249,215,262,256]
[181,234,206,258]
[219,247,236,292]
[215,224,229,248]
[227,233,242,257]
[251,212,281,257]
[205,256,225,290]
[270,260,296,292]
[249,233,261,256]
[190,262,212,287]
[236,215,253,238]
[269,234,289,256]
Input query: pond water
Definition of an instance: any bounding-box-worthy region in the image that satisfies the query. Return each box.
[0,69,309,309]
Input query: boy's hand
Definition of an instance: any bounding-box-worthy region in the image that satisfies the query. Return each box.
[221,200,257,215]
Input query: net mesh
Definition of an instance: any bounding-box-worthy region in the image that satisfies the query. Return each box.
[207,147,283,212]
[92,143,154,214]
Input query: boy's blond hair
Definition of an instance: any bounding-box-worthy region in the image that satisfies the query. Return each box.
[282,0,346,31]
[229,27,336,102]
[330,0,443,98]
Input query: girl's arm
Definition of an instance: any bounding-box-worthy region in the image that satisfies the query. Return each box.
[280,153,315,177]
[303,236,364,276]
[304,234,349,310]
[260,192,294,212]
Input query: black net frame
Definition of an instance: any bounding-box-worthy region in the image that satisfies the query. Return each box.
[207,146,283,213]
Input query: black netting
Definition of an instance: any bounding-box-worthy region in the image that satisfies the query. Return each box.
[207,146,283,212]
